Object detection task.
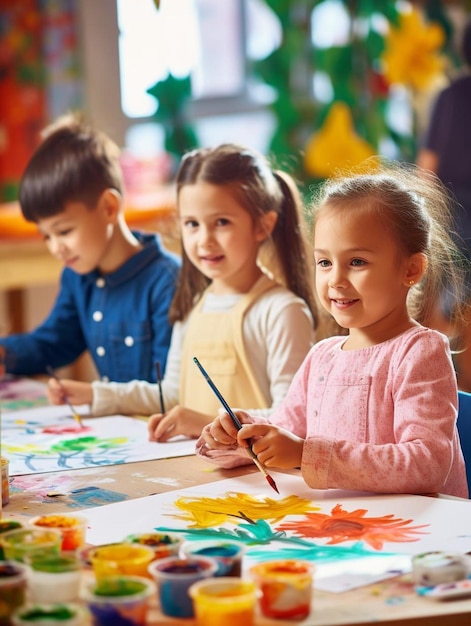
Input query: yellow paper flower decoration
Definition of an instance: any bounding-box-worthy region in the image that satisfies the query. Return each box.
[382,8,445,90]
[304,102,376,178]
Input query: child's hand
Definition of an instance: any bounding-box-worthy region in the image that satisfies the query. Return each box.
[238,423,304,469]
[201,410,252,450]
[148,406,213,442]
[46,378,93,407]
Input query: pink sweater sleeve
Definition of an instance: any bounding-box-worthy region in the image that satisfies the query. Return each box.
[275,330,466,497]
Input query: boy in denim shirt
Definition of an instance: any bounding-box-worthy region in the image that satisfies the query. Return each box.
[1,114,180,382]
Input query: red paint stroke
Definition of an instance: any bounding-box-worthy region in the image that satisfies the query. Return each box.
[42,424,91,435]
[276,504,429,550]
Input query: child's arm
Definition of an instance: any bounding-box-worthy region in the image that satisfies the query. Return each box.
[148,407,215,441]
[47,379,93,407]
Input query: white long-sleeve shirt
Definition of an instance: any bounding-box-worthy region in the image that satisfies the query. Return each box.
[90,284,315,418]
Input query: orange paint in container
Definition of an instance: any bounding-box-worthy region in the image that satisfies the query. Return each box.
[29,514,87,551]
[250,559,313,619]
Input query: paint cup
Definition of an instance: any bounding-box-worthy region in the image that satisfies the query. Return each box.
[1,459,9,506]
[11,603,86,626]
[0,561,27,625]
[189,576,258,626]
[148,555,218,618]
[124,532,183,560]
[250,559,314,620]
[24,552,82,603]
[90,543,156,579]
[0,520,24,560]
[29,515,87,551]
[81,575,155,626]
[0,528,62,563]
[180,540,246,576]
[412,551,468,587]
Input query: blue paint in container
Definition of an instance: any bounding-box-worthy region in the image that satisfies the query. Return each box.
[181,540,245,577]
[148,556,218,618]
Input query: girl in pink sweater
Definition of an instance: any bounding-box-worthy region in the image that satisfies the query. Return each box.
[196,163,469,497]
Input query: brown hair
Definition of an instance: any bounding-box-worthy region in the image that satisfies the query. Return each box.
[311,161,470,333]
[169,143,317,325]
[19,112,123,222]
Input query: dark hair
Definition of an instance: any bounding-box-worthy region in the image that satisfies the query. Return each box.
[311,161,469,330]
[169,143,318,326]
[19,113,123,222]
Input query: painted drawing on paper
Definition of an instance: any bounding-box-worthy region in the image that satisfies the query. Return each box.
[82,472,471,591]
[3,405,195,476]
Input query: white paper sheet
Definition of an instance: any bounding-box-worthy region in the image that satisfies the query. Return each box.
[78,472,471,592]
[2,404,195,475]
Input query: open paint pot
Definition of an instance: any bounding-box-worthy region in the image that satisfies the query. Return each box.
[11,603,86,626]
[0,520,24,560]
[148,555,218,618]
[124,531,183,560]
[250,559,313,619]
[0,528,61,563]
[81,575,155,626]
[29,515,87,551]
[25,552,82,603]
[90,543,155,579]
[0,561,27,624]
[189,576,257,626]
[180,540,245,576]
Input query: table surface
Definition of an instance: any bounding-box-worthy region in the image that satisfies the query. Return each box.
[2,382,471,625]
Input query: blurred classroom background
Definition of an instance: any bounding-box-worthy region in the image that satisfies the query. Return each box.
[0,0,470,380]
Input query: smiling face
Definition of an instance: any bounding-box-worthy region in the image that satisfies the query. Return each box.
[178,182,273,294]
[314,203,425,347]
[37,191,118,275]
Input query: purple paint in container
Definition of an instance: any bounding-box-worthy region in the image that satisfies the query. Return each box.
[148,555,218,618]
[81,575,155,626]
[0,561,27,625]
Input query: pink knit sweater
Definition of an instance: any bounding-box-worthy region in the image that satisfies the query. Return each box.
[196,326,468,498]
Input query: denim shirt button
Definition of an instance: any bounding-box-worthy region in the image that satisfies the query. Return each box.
[101,376,109,382]
[124,336,134,347]
[96,277,105,288]
[96,346,106,357]
[93,311,103,322]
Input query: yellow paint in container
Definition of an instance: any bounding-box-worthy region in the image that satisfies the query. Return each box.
[90,543,155,579]
[189,577,257,626]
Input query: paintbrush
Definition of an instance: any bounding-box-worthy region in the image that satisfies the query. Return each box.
[46,366,84,428]
[155,361,165,414]
[193,357,279,494]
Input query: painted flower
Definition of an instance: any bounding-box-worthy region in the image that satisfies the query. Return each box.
[382,8,446,90]
[276,504,429,550]
[303,102,377,178]
[170,493,319,528]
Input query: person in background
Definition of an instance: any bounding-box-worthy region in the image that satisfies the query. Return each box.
[0,113,180,383]
[48,143,318,439]
[416,18,471,392]
[196,162,468,498]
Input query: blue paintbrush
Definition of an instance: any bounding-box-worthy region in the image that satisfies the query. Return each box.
[193,357,279,493]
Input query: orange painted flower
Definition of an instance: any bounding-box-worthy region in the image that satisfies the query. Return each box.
[170,493,320,528]
[303,102,377,178]
[382,8,446,90]
[276,504,429,550]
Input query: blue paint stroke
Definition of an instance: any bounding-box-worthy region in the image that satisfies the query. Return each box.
[154,519,401,565]
[67,486,128,508]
